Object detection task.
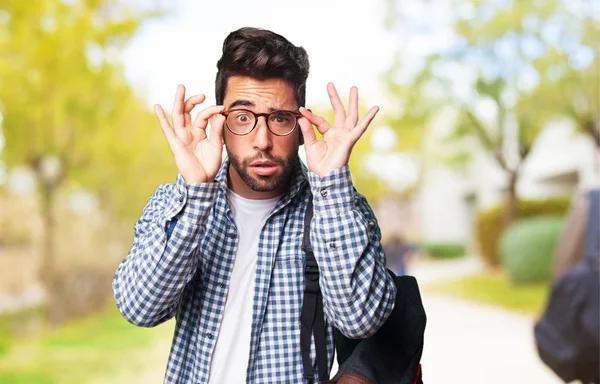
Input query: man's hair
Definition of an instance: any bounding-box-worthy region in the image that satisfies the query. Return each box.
[215,27,310,107]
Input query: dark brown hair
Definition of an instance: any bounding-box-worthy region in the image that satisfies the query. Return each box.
[215,27,310,107]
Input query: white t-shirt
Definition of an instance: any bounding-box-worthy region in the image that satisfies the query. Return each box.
[207,190,280,384]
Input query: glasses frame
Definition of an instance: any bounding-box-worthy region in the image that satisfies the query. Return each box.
[220,109,303,136]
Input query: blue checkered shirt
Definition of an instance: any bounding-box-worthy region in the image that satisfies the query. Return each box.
[112,161,396,383]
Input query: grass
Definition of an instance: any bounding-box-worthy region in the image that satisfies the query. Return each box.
[0,302,174,384]
[424,271,551,317]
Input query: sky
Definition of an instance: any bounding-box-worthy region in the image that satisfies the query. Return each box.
[121,0,399,111]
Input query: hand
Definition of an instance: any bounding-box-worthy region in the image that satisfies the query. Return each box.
[154,85,225,184]
[298,83,379,177]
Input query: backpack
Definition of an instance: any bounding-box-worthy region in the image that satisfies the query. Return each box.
[300,199,426,383]
[534,189,600,383]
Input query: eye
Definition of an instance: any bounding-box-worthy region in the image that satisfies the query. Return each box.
[270,112,292,124]
[231,111,253,124]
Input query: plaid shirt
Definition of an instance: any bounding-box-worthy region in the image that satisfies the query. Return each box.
[113,161,396,384]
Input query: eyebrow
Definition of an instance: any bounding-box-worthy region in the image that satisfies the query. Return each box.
[227,99,278,112]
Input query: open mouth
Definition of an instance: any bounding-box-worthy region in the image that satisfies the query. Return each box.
[249,160,279,176]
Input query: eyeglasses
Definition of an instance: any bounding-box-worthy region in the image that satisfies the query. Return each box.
[220,109,302,136]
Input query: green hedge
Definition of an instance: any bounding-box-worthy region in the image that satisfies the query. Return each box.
[422,243,466,259]
[499,216,563,284]
[475,197,570,267]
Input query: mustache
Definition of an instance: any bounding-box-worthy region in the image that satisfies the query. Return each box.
[243,153,286,166]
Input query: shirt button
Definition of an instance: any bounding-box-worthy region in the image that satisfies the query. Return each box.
[161,238,166,244]
[178,195,184,202]
[329,242,337,249]
[229,233,236,239]
[218,283,224,288]
[320,190,328,197]
[206,332,213,339]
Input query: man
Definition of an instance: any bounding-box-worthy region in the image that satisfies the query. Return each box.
[113,27,396,384]
[385,235,416,276]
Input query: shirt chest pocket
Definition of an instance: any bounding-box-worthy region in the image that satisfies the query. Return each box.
[274,231,305,265]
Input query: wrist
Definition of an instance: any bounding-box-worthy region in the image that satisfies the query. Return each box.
[181,172,211,185]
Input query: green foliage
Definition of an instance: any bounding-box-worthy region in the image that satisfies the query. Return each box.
[475,197,570,266]
[0,0,172,221]
[422,243,466,259]
[383,0,599,228]
[499,216,563,284]
[424,272,550,316]
[0,303,173,384]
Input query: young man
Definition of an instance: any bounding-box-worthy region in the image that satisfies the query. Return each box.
[112,27,396,384]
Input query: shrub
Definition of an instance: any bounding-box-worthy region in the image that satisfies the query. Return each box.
[475,197,571,266]
[498,216,563,284]
[422,243,465,259]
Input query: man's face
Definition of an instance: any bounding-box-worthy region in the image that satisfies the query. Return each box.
[222,76,302,199]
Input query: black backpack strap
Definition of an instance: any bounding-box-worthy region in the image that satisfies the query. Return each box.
[584,189,600,265]
[300,198,329,382]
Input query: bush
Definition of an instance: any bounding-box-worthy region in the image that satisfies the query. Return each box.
[475,197,571,266]
[498,216,563,284]
[422,243,465,259]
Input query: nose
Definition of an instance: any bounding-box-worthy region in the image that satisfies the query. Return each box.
[252,116,272,151]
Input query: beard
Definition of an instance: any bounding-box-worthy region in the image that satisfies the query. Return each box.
[227,150,300,193]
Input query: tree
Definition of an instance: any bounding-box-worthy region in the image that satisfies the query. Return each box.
[0,0,163,293]
[384,0,599,225]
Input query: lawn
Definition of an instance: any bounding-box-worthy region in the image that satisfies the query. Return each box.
[424,272,551,317]
[0,303,174,384]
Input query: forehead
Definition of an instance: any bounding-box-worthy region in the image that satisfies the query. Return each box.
[223,76,297,110]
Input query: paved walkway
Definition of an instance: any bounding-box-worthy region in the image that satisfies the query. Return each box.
[410,257,562,384]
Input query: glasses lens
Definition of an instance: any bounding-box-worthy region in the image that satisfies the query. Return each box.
[227,110,255,134]
[268,111,296,135]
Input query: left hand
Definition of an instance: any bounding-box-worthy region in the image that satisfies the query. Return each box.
[298,83,379,177]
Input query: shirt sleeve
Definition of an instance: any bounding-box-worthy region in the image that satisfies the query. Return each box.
[308,166,396,339]
[112,174,219,327]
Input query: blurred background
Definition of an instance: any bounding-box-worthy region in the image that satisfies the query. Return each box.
[0,0,598,383]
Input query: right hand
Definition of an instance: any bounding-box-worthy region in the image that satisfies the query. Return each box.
[154,85,226,184]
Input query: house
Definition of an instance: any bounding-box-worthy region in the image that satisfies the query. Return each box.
[414,121,598,248]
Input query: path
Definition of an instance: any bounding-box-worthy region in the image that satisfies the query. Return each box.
[411,256,562,384]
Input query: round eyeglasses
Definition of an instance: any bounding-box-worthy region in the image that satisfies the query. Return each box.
[220,109,302,136]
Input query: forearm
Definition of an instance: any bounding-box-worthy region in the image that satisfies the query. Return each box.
[112,175,219,327]
[308,167,396,338]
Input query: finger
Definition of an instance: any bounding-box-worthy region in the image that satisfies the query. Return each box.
[299,107,331,135]
[183,94,206,126]
[327,82,346,126]
[346,86,358,127]
[193,105,225,130]
[351,105,379,141]
[154,104,177,143]
[298,116,317,147]
[171,84,186,130]
[208,114,226,148]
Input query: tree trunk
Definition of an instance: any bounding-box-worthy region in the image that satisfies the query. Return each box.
[31,156,65,326]
[504,169,519,229]
[38,181,57,291]
[582,119,599,149]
